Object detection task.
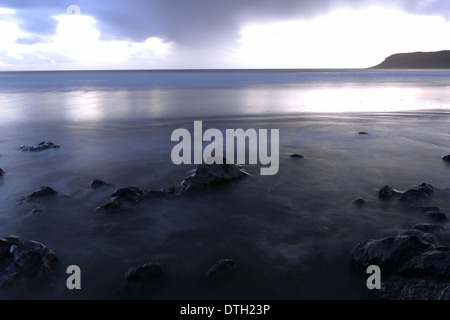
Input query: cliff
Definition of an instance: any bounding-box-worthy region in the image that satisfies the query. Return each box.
[372,50,450,69]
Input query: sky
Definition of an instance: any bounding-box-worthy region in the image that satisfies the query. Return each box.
[0,0,450,70]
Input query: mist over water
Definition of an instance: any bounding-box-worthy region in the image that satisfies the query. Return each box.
[1,70,450,299]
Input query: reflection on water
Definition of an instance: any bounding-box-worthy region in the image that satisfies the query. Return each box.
[2,84,450,123]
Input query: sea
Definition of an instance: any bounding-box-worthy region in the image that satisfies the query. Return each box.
[1,69,450,299]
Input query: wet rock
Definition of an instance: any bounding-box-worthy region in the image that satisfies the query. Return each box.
[290,154,304,159]
[420,206,440,213]
[20,141,60,152]
[0,168,4,176]
[351,224,450,299]
[378,185,401,200]
[88,179,113,189]
[204,259,236,280]
[412,223,446,235]
[124,262,164,284]
[378,183,434,206]
[399,183,434,203]
[426,211,447,221]
[353,197,366,205]
[177,163,248,194]
[358,132,369,135]
[442,155,450,162]
[0,236,58,290]
[21,186,59,203]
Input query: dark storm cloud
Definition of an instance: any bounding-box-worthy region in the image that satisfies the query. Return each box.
[2,0,450,46]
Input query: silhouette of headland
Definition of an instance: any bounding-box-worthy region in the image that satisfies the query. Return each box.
[372,50,450,68]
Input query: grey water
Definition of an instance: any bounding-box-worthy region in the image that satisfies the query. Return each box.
[1,69,450,299]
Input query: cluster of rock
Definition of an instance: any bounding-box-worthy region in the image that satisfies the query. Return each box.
[0,236,58,291]
[350,181,450,299]
[20,141,60,152]
[351,223,450,300]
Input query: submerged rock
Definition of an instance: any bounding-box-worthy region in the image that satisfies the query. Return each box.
[442,155,450,162]
[21,186,60,203]
[0,235,58,290]
[0,168,4,176]
[177,163,248,194]
[378,185,401,200]
[378,183,434,206]
[204,259,236,280]
[426,211,447,221]
[20,141,60,152]
[358,132,369,135]
[290,154,304,159]
[353,197,366,205]
[351,224,450,299]
[124,262,164,284]
[88,179,113,189]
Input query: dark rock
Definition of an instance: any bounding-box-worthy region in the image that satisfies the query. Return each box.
[20,141,60,152]
[88,179,113,189]
[378,185,400,200]
[0,168,4,176]
[124,262,164,284]
[111,187,148,203]
[420,206,440,212]
[204,259,236,280]
[378,183,434,206]
[351,225,450,299]
[427,211,447,221]
[412,223,446,235]
[178,163,248,194]
[21,186,59,203]
[0,236,58,291]
[442,155,450,162]
[290,154,304,159]
[353,197,366,205]
[399,183,434,203]
[358,132,369,135]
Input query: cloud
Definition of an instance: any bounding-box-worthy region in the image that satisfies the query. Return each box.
[1,0,450,69]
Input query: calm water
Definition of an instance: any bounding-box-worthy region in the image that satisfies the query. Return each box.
[0,70,450,299]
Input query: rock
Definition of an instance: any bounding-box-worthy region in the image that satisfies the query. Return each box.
[0,236,58,291]
[20,141,60,152]
[124,262,164,284]
[412,223,446,234]
[378,185,401,200]
[351,224,450,299]
[88,179,113,189]
[0,168,4,176]
[353,197,366,205]
[96,186,172,211]
[442,155,450,162]
[426,211,447,221]
[21,186,59,203]
[378,183,434,206]
[290,154,304,159]
[399,183,434,203]
[358,132,369,135]
[204,259,236,280]
[177,163,248,194]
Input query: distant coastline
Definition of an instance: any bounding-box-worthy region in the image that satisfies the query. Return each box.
[372,50,450,69]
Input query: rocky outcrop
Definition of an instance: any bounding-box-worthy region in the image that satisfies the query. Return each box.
[351,223,450,299]
[0,236,58,291]
[20,142,60,152]
[378,183,434,206]
[176,163,248,194]
[204,259,236,281]
[88,179,113,189]
[0,168,4,176]
[96,163,248,211]
[21,186,60,203]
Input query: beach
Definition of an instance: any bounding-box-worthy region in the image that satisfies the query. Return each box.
[1,70,450,299]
